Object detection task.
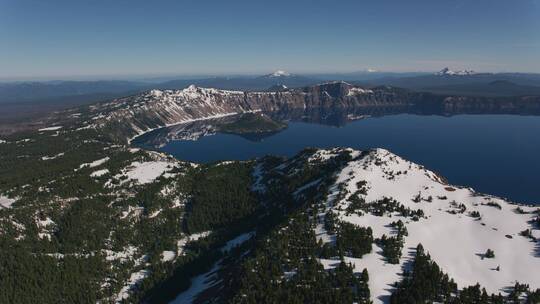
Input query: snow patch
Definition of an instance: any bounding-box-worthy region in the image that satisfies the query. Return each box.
[104,245,138,262]
[161,251,176,262]
[79,157,110,169]
[41,152,65,161]
[115,269,150,303]
[0,195,16,208]
[268,70,291,77]
[169,261,221,304]
[38,126,63,131]
[177,231,212,256]
[121,161,172,185]
[90,169,109,177]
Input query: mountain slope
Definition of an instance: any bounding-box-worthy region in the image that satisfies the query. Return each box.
[314,148,539,302]
[1,83,540,303]
[162,147,540,303]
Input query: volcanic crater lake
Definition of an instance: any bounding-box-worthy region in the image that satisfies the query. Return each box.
[135,113,540,205]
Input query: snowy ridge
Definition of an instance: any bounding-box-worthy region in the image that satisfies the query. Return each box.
[267,70,291,77]
[436,67,476,76]
[85,85,256,142]
[312,148,539,303]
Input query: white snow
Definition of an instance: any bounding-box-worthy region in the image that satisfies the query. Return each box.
[176,231,212,256]
[104,245,138,262]
[171,232,254,303]
[115,269,151,303]
[36,217,55,229]
[0,195,16,208]
[148,209,162,218]
[169,261,221,304]
[35,216,55,240]
[308,148,359,163]
[436,67,476,76]
[314,148,540,303]
[0,139,7,144]
[41,152,65,161]
[347,87,374,96]
[161,250,176,262]
[79,157,110,169]
[160,184,176,196]
[38,126,63,131]
[171,197,185,208]
[269,70,291,77]
[121,161,172,185]
[119,206,144,220]
[38,233,52,240]
[75,124,94,131]
[90,169,109,177]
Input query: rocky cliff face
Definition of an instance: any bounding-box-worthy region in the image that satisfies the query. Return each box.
[80,82,540,141]
[83,82,410,141]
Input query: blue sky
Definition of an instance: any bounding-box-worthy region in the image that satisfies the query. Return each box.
[1,0,539,80]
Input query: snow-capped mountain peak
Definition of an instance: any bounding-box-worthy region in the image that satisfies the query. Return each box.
[185,84,198,91]
[268,70,291,77]
[436,67,476,76]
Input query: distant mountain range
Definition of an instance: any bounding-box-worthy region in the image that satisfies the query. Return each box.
[364,70,540,96]
[60,81,540,143]
[2,69,540,121]
[0,80,148,103]
[158,71,318,92]
[423,80,540,97]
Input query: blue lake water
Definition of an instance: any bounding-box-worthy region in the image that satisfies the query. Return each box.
[149,114,540,204]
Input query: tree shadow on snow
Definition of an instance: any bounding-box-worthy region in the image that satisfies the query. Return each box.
[379,246,418,303]
[475,253,486,260]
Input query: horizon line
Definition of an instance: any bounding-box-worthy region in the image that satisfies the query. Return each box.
[2,69,540,82]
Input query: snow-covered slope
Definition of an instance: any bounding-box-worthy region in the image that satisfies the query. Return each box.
[312,148,539,303]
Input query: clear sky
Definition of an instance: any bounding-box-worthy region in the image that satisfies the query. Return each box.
[1,0,539,80]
